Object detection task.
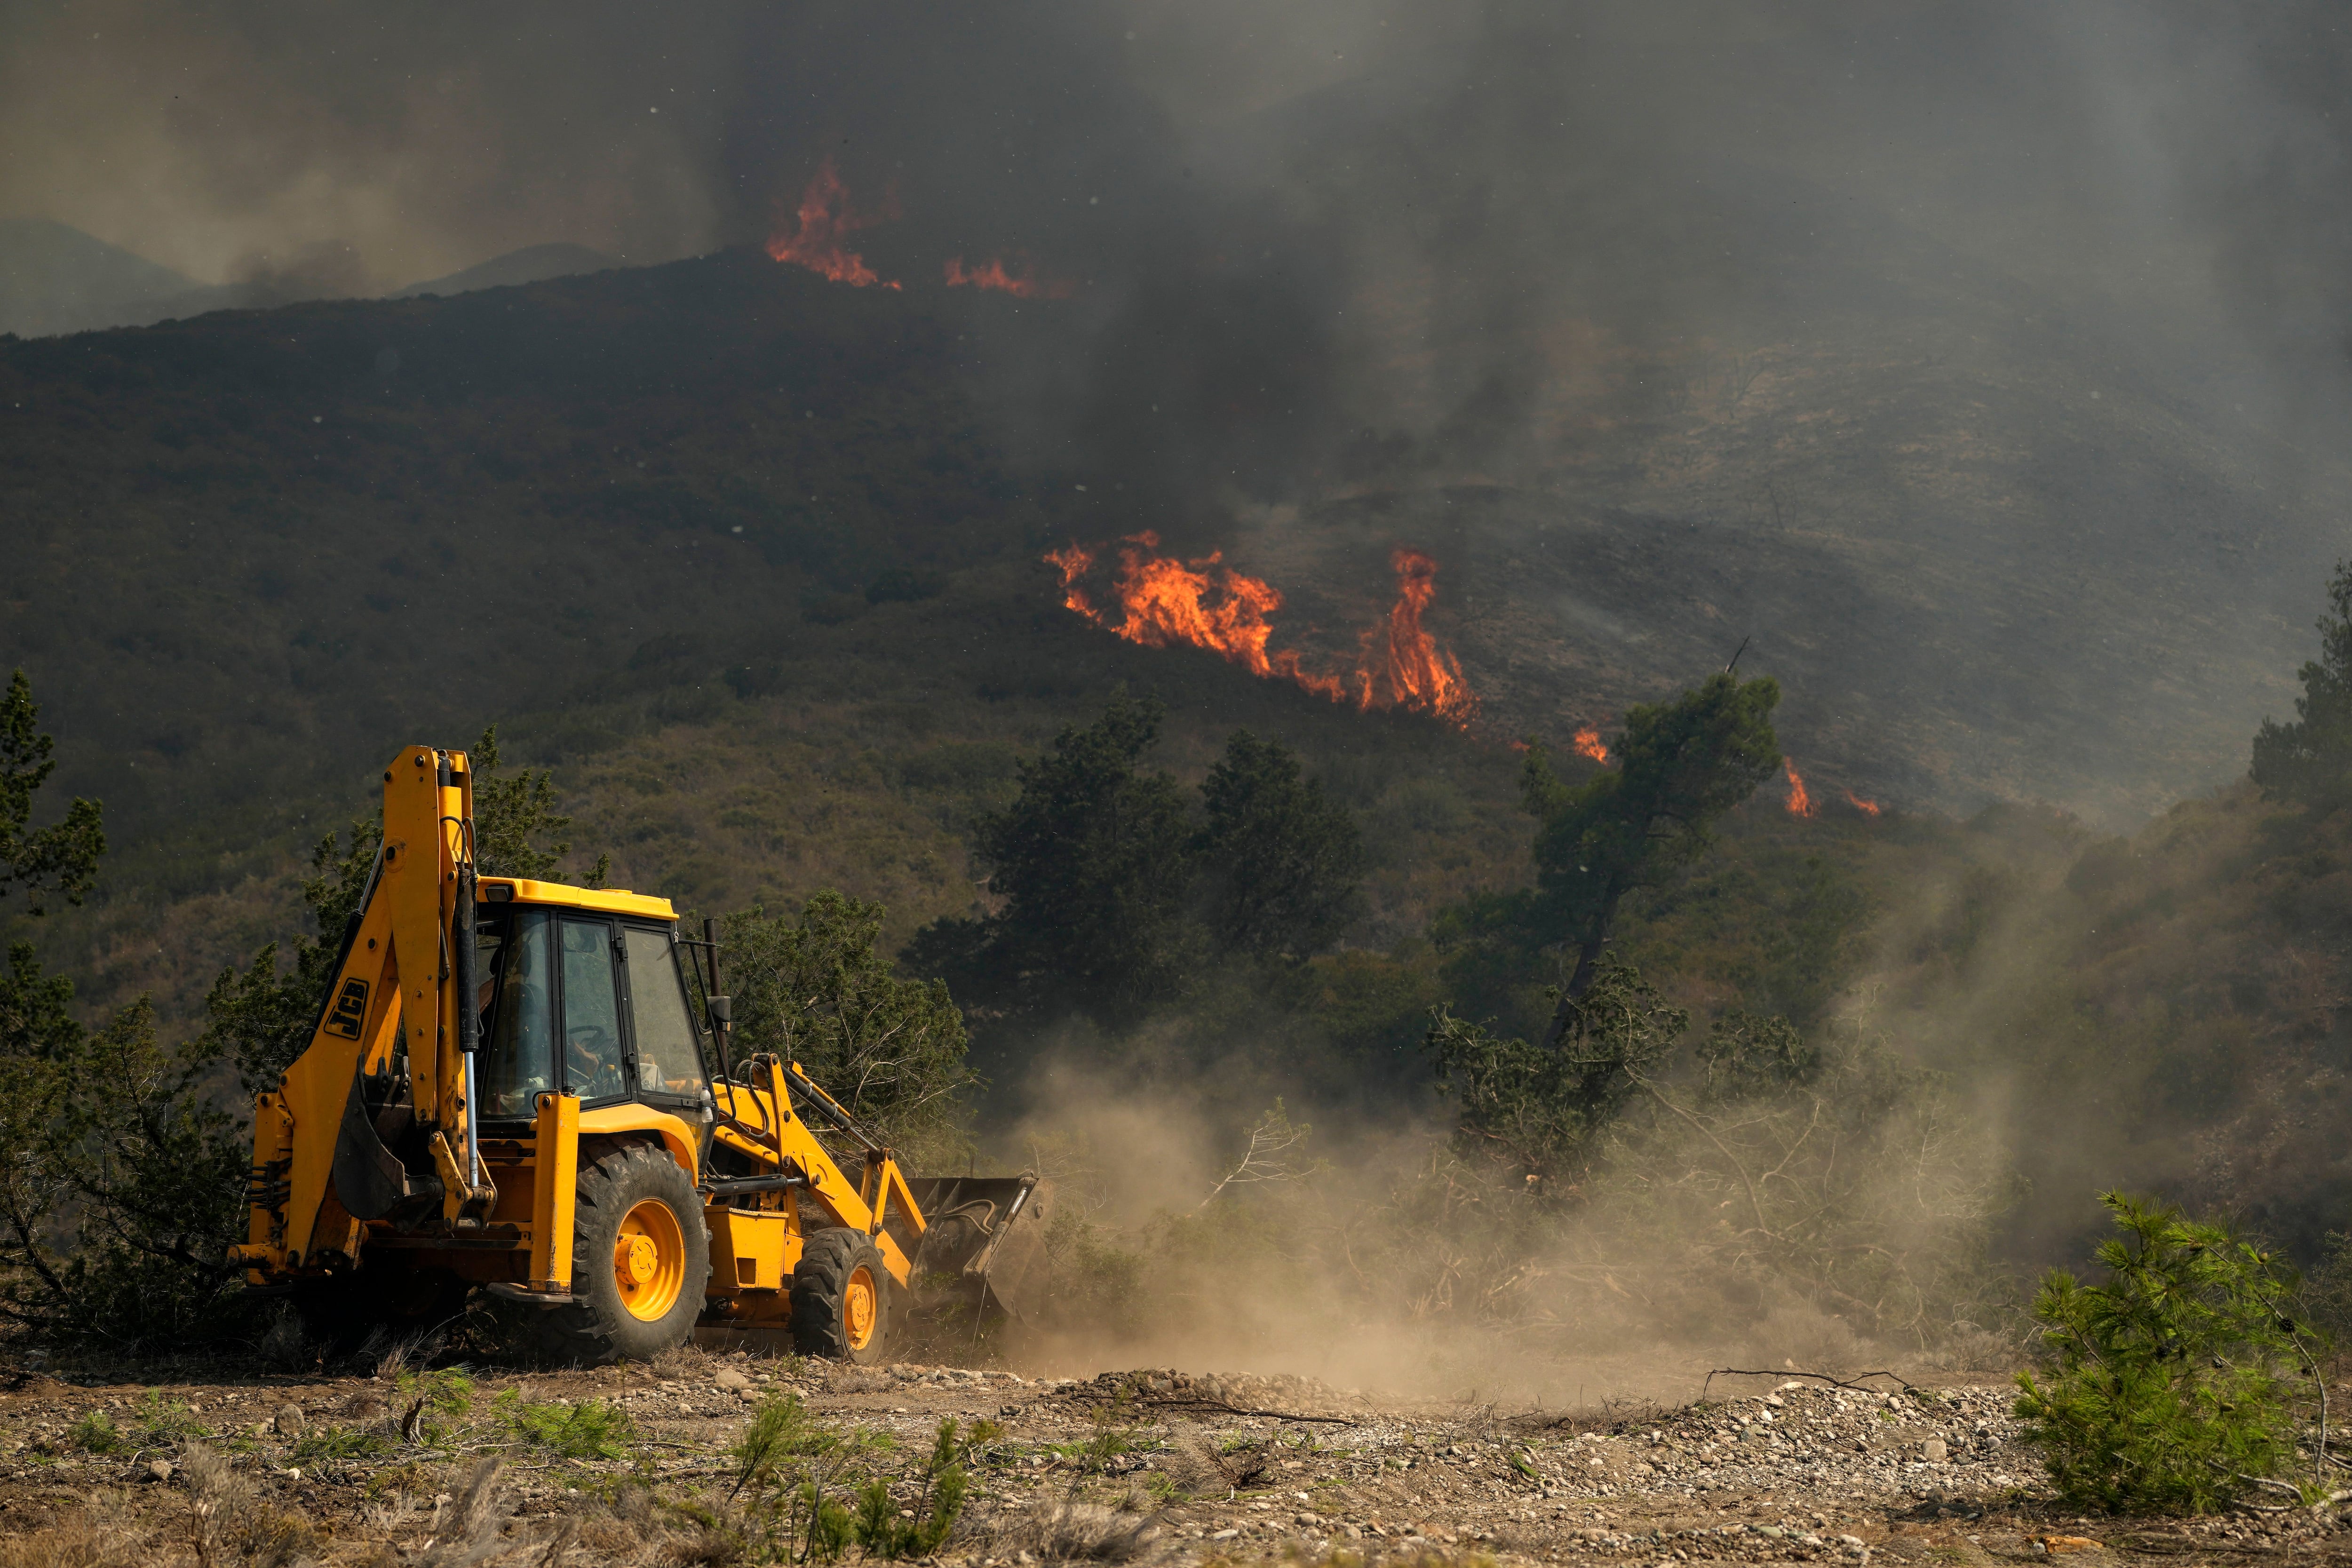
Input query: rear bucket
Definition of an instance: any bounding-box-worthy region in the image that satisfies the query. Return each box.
[905,1174,1051,1323]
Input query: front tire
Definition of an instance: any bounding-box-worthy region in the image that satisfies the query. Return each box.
[791,1227,890,1363]
[534,1142,709,1364]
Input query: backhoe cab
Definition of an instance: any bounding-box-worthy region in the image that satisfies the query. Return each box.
[232,746,1044,1363]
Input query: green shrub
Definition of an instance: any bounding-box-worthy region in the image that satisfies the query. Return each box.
[394,1367,475,1446]
[68,1409,121,1453]
[2015,1192,2325,1512]
[852,1420,973,1560]
[729,1392,846,1497]
[1074,1396,1141,1478]
[729,1393,872,1562]
[494,1389,634,1459]
[725,1398,976,1564]
[795,1480,859,1562]
[127,1391,207,1449]
[50,1001,251,1330]
[1424,955,1680,1190]
[62,1393,209,1456]
[0,955,248,1348]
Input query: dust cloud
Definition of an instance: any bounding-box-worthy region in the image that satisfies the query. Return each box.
[981,1032,2005,1402]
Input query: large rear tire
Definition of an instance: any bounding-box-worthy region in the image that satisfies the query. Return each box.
[791,1227,890,1364]
[534,1141,709,1365]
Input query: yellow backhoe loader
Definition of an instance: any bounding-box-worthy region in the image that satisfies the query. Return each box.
[230,745,1044,1363]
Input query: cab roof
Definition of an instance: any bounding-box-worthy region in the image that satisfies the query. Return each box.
[479,876,675,922]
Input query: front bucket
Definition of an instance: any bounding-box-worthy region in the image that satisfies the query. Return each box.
[905,1174,1051,1323]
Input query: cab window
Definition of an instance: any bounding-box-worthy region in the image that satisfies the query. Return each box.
[621,925,708,1101]
[477,909,552,1119]
[557,917,629,1103]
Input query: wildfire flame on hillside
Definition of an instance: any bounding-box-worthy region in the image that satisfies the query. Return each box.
[944,255,1076,299]
[767,159,901,289]
[1784,757,1815,818]
[1046,535,1478,725]
[1573,726,1609,764]
[1044,535,1346,700]
[1845,789,1882,817]
[1364,549,1478,723]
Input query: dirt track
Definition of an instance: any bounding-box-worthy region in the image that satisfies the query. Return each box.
[0,1348,2342,1566]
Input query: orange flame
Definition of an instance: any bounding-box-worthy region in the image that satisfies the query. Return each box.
[1357,549,1478,724]
[1044,541,1096,614]
[944,255,1076,299]
[1845,789,1881,817]
[1573,726,1610,764]
[1053,532,1348,700]
[1784,757,1815,819]
[1048,535,1476,725]
[767,159,901,289]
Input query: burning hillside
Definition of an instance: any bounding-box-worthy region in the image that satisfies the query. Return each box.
[943,255,1075,298]
[766,159,900,288]
[1046,535,1478,725]
[767,159,1076,299]
[1784,757,1815,818]
[1785,760,1883,818]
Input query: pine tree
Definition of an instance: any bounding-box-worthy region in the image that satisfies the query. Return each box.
[1434,671,1780,1047]
[0,670,103,916]
[1196,730,1363,963]
[908,692,1199,1022]
[2252,560,2352,807]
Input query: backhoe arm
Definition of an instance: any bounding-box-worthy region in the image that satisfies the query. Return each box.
[235,746,495,1279]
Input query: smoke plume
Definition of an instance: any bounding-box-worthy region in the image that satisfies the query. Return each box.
[17,4,2352,461]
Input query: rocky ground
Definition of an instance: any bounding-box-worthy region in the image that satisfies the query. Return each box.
[0,1348,2344,1566]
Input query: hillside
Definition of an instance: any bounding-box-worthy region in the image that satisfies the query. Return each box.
[0,253,1052,838]
[0,218,215,339]
[389,243,616,300]
[6,218,2352,1278]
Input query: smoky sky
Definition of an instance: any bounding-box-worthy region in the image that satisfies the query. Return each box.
[8,1,2352,500]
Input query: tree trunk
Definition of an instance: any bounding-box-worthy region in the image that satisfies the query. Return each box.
[1539,885,1622,1051]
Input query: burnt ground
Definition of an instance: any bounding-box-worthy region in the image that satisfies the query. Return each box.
[0,1347,2342,1567]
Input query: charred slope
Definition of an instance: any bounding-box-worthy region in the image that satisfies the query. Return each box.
[0,249,1077,861]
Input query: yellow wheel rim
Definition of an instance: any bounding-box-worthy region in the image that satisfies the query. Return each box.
[843,1263,878,1352]
[613,1198,686,1321]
